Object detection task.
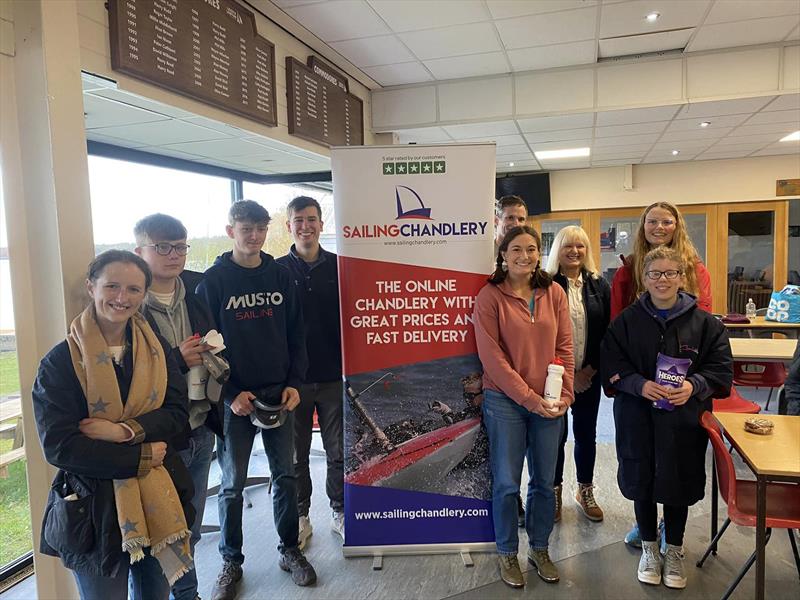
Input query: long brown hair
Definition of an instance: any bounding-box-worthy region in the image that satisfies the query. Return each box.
[630,202,700,303]
[489,225,552,289]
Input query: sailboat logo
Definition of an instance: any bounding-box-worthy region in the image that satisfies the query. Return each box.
[395,186,433,220]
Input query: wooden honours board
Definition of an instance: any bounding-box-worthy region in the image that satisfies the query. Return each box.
[286,57,364,147]
[108,0,277,127]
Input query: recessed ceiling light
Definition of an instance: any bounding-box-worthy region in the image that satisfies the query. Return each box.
[780,130,800,142]
[509,162,515,167]
[700,121,711,128]
[671,150,680,156]
[534,147,591,160]
[645,12,660,23]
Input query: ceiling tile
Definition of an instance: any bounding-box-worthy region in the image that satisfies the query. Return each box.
[595,105,682,126]
[507,40,596,71]
[85,131,149,149]
[744,109,800,125]
[677,97,774,118]
[687,16,799,52]
[362,62,433,86]
[696,149,756,160]
[368,0,488,32]
[704,141,770,152]
[487,0,598,20]
[589,150,646,160]
[496,144,535,156]
[90,120,231,146]
[161,138,290,158]
[398,22,501,60]
[496,152,536,162]
[752,143,800,156]
[599,0,710,38]
[592,143,654,156]
[540,159,591,170]
[705,0,800,24]
[529,139,592,152]
[395,127,453,143]
[729,122,800,136]
[87,89,197,119]
[329,35,416,67]
[651,139,714,151]
[595,121,669,137]
[138,146,207,161]
[763,94,800,111]
[658,127,733,142]
[242,136,308,154]
[461,133,526,147]
[83,94,170,129]
[283,1,389,42]
[592,158,643,167]
[524,128,594,143]
[593,133,661,147]
[180,116,248,137]
[666,114,750,131]
[424,52,509,80]
[496,7,597,49]
[598,28,694,58]
[517,113,595,132]
[442,120,518,138]
[717,132,790,145]
[641,152,701,163]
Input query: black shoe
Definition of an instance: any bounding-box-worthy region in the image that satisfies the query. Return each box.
[211,561,242,600]
[279,548,317,586]
[517,494,525,528]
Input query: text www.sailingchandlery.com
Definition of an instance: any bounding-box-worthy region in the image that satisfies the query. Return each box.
[353,507,489,521]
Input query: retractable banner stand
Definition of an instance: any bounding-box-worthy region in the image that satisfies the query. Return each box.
[332,143,496,556]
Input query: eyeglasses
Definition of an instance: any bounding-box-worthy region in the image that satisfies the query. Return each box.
[143,243,190,256]
[644,269,682,281]
[645,219,675,228]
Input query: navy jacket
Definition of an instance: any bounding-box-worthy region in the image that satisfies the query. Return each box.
[276,245,342,383]
[32,332,194,576]
[553,270,610,371]
[197,251,307,399]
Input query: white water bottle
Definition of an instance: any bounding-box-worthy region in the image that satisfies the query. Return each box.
[544,358,565,411]
[745,298,757,319]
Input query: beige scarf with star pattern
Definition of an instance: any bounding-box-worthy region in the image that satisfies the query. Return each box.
[67,305,192,585]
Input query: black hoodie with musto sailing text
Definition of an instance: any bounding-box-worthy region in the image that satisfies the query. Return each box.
[197,251,307,401]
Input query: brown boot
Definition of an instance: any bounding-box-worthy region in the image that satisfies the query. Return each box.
[575,483,604,521]
[553,484,562,523]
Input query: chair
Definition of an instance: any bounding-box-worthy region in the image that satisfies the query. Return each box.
[712,388,761,414]
[732,362,787,411]
[697,412,800,600]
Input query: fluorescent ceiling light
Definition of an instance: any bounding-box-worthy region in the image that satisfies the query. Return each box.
[780,130,800,142]
[645,12,660,23]
[534,147,591,160]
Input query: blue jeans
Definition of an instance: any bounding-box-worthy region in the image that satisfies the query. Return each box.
[217,404,298,565]
[171,425,215,600]
[294,381,344,516]
[73,549,168,600]
[482,389,562,554]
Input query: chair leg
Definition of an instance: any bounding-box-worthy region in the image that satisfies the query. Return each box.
[789,528,800,580]
[721,528,772,600]
[697,518,732,567]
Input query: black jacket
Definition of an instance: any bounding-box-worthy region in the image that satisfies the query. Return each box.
[141,273,224,439]
[601,292,732,505]
[553,270,610,371]
[32,333,194,576]
[276,246,342,383]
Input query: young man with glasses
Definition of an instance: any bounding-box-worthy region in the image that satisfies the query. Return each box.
[134,213,224,600]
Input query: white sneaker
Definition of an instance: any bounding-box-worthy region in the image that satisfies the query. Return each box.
[638,541,662,585]
[298,515,313,550]
[331,511,345,540]
[663,544,687,589]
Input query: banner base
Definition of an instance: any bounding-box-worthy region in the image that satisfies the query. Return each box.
[343,541,495,558]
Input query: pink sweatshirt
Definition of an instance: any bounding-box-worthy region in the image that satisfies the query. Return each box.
[473,280,575,411]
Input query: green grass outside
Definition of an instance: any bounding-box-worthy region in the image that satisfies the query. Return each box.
[0,438,33,565]
[0,352,21,397]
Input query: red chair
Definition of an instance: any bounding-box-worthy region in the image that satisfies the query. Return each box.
[712,387,761,414]
[697,412,800,599]
[732,361,787,411]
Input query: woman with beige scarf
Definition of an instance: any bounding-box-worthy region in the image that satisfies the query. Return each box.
[32,250,195,599]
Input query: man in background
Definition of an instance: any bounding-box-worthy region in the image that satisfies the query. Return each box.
[494,195,528,254]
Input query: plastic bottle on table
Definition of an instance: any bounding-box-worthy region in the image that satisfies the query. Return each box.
[745,298,757,319]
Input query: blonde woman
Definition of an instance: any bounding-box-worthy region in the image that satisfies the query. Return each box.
[545,226,610,523]
[610,202,711,319]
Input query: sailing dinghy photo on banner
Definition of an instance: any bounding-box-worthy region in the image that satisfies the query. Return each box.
[332,143,496,555]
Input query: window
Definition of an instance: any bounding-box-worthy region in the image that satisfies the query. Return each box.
[88,156,233,272]
[727,210,775,314]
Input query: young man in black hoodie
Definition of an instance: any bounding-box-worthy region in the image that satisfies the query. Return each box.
[197,201,314,600]
[276,196,344,549]
[134,214,224,600]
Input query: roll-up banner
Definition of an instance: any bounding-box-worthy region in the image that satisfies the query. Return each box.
[332,144,496,556]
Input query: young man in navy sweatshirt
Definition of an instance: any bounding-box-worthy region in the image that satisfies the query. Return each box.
[197,200,314,600]
[276,196,344,549]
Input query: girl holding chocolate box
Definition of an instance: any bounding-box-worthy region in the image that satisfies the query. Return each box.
[601,246,732,591]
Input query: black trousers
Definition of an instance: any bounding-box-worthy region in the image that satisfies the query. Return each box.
[554,375,602,486]
[634,501,688,546]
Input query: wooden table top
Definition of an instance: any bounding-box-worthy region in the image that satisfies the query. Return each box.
[729,338,797,362]
[715,413,800,478]
[724,316,800,329]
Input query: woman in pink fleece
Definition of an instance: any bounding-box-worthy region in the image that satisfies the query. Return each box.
[474,225,574,589]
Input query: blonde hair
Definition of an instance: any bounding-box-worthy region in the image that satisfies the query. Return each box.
[545,225,599,278]
[630,202,700,302]
[642,246,685,273]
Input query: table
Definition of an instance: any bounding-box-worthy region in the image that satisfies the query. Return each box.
[729,338,798,362]
[714,413,800,600]
[724,316,800,339]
